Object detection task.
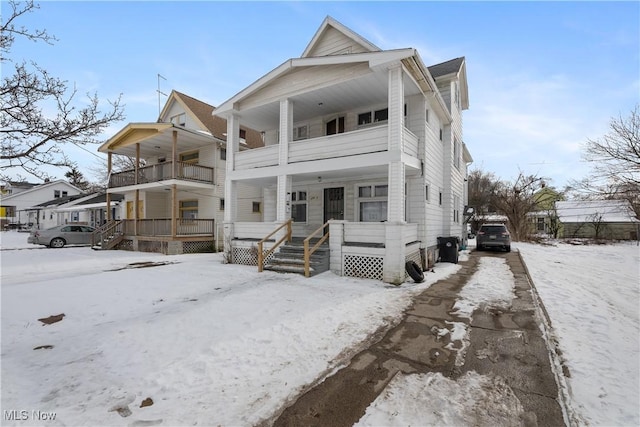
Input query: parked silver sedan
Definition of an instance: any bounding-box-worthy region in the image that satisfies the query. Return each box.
[28,224,96,248]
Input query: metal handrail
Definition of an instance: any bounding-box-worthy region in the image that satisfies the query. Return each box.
[303,219,332,277]
[257,219,293,272]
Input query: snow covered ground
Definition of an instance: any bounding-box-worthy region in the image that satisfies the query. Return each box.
[516,241,640,427]
[1,231,638,426]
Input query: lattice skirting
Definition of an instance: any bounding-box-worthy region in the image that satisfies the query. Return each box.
[116,239,213,254]
[343,254,384,281]
[183,241,214,254]
[232,246,275,266]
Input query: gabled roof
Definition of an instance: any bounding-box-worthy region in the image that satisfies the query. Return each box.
[556,200,639,223]
[428,57,465,79]
[32,193,87,208]
[0,180,82,203]
[302,16,381,57]
[428,57,469,110]
[163,90,264,148]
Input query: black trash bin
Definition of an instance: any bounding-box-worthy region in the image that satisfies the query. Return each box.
[437,236,459,264]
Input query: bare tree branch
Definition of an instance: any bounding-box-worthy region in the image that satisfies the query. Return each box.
[0,0,125,181]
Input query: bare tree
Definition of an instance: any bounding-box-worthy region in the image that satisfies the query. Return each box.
[0,0,125,181]
[491,172,546,241]
[588,212,608,241]
[583,105,640,186]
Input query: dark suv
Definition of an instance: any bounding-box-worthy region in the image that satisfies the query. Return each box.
[476,223,511,252]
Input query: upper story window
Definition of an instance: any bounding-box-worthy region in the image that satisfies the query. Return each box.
[454,82,460,107]
[54,190,60,198]
[220,148,226,160]
[171,113,186,127]
[425,108,430,123]
[293,125,309,141]
[454,138,461,170]
[326,116,345,135]
[180,151,199,164]
[239,129,247,140]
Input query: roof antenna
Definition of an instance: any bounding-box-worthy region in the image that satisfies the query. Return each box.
[157,73,167,118]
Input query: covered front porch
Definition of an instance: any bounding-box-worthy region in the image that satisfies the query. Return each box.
[224,163,427,284]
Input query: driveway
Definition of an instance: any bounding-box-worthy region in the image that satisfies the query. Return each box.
[270,249,566,426]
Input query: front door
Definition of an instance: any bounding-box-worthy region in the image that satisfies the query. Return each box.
[324,187,344,227]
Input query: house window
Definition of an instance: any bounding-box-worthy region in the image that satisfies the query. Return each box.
[326,116,345,135]
[439,189,443,206]
[220,148,226,160]
[358,107,390,127]
[358,111,372,126]
[54,190,60,198]
[454,138,460,170]
[291,191,307,222]
[180,200,198,219]
[252,202,261,213]
[358,184,388,222]
[240,129,246,139]
[219,198,225,211]
[62,191,67,197]
[180,151,199,164]
[425,184,430,201]
[171,113,186,127]
[425,108,430,123]
[454,82,460,107]
[537,217,546,232]
[439,128,443,141]
[374,108,388,122]
[293,125,309,141]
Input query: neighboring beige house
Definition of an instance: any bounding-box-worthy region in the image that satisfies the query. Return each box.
[0,180,82,229]
[213,17,473,284]
[557,200,640,240]
[96,90,264,253]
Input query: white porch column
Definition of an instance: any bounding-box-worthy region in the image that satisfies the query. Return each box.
[385,64,407,284]
[224,113,240,260]
[279,99,292,165]
[387,64,406,223]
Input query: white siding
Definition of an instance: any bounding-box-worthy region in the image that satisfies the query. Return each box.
[305,26,372,57]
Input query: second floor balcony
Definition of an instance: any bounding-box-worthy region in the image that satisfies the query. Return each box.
[109,161,215,188]
[233,123,419,171]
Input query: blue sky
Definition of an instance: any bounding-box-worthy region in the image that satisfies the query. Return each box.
[8,1,640,189]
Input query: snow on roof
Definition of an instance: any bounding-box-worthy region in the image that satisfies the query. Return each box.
[556,200,639,223]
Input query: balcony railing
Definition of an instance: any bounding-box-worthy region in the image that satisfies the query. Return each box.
[233,124,421,171]
[109,161,214,188]
[122,218,214,236]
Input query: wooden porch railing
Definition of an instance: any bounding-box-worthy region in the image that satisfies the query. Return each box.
[257,219,292,273]
[303,219,332,278]
[121,218,214,236]
[92,220,124,249]
[108,161,214,187]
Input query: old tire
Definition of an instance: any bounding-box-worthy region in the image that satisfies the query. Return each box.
[50,238,65,248]
[405,260,424,283]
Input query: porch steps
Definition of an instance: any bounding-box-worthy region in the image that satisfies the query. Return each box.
[264,241,330,276]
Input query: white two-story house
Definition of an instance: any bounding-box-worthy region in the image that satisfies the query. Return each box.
[213,17,473,284]
[97,90,264,253]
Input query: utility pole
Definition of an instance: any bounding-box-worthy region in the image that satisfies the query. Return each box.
[157,74,167,118]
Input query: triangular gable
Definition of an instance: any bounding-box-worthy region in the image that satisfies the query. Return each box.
[302,16,380,58]
[160,90,263,148]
